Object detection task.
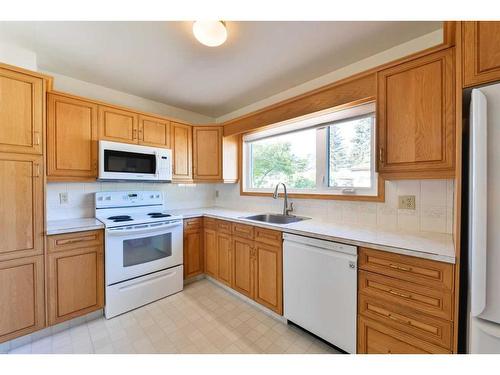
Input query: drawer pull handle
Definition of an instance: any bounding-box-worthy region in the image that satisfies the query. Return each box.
[389,264,412,272]
[388,289,411,299]
[57,236,95,245]
[388,314,412,326]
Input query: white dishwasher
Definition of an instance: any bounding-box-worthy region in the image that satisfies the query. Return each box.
[283,233,357,353]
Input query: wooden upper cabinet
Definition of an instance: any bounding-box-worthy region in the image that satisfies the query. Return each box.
[171,122,193,182]
[463,21,500,87]
[98,105,138,144]
[138,115,171,148]
[0,66,44,155]
[0,255,45,343]
[47,93,98,180]
[193,126,223,181]
[377,48,455,178]
[0,153,44,262]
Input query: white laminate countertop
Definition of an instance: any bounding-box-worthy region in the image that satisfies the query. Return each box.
[169,207,456,264]
[46,218,104,235]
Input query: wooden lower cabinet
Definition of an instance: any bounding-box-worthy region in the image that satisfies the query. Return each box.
[232,236,255,299]
[47,230,104,325]
[204,228,218,278]
[183,218,204,279]
[217,232,232,286]
[0,255,45,343]
[254,241,283,315]
[357,247,455,354]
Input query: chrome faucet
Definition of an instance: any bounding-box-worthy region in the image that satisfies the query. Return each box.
[273,183,294,216]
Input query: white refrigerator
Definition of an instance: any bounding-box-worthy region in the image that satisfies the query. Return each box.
[468,84,500,353]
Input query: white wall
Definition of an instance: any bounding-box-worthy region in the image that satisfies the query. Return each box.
[44,71,214,124]
[0,40,37,70]
[216,29,443,123]
[214,180,454,234]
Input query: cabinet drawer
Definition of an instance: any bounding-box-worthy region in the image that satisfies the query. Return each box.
[217,220,232,234]
[359,247,454,290]
[358,316,450,354]
[359,270,453,320]
[48,230,103,253]
[358,294,452,350]
[184,218,202,232]
[232,222,254,240]
[254,227,282,247]
[203,217,217,230]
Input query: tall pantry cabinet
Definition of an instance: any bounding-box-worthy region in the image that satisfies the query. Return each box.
[0,63,50,343]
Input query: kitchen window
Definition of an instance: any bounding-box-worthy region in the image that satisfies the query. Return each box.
[242,102,380,199]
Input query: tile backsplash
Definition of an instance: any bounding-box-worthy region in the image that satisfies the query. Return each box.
[46,182,216,221]
[214,180,454,234]
[47,179,454,235]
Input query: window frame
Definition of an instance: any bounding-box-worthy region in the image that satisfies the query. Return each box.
[240,101,384,202]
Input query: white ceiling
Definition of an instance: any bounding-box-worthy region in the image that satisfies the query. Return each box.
[0,21,442,118]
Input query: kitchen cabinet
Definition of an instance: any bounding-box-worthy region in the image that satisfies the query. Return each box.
[0,153,44,262]
[0,65,44,155]
[204,227,218,278]
[47,230,104,325]
[138,115,171,148]
[47,93,98,180]
[193,126,223,181]
[357,247,455,354]
[98,105,138,144]
[183,218,204,279]
[171,122,193,182]
[232,236,255,299]
[377,48,455,178]
[463,21,500,87]
[216,231,232,286]
[0,255,45,343]
[254,241,283,315]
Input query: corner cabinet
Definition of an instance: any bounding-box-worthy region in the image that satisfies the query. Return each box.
[47,230,104,325]
[463,21,500,87]
[0,66,44,155]
[47,93,98,180]
[193,126,223,181]
[377,48,455,179]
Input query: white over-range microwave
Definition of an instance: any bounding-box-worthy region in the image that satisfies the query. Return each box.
[98,140,172,182]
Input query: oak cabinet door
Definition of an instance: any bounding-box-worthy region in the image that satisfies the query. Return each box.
[254,241,283,315]
[217,232,232,286]
[377,48,455,177]
[0,153,44,262]
[204,228,218,278]
[232,236,254,299]
[0,67,44,155]
[0,255,45,343]
[47,93,98,179]
[463,21,500,87]
[47,243,104,325]
[184,229,203,279]
[98,105,138,144]
[193,126,222,181]
[139,115,170,148]
[171,122,193,181]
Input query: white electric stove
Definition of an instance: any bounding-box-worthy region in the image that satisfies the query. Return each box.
[95,191,184,318]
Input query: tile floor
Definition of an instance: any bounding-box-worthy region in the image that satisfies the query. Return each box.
[6,279,339,354]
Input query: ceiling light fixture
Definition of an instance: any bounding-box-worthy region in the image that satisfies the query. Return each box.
[192,21,227,47]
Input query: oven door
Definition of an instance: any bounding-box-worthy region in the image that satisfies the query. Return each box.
[99,141,159,181]
[105,220,183,285]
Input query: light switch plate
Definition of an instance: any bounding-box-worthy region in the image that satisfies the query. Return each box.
[215,190,219,198]
[59,192,69,204]
[398,195,416,210]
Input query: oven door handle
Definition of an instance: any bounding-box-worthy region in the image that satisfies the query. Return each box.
[106,221,182,236]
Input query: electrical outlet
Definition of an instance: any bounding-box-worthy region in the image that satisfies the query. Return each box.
[59,192,69,204]
[215,190,220,198]
[398,195,416,210]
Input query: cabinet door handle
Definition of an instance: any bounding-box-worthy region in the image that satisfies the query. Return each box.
[138,129,143,141]
[33,131,41,145]
[133,129,138,139]
[33,163,40,177]
[388,289,411,299]
[379,147,384,163]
